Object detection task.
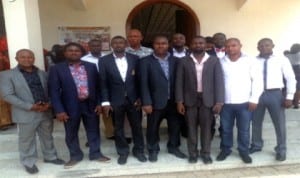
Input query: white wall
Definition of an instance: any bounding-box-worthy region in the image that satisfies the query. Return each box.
[38,0,300,56]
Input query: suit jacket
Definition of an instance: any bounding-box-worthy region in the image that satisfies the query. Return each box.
[0,67,51,123]
[140,54,178,109]
[98,53,140,107]
[48,61,100,118]
[175,55,224,107]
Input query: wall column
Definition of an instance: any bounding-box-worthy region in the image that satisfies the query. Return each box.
[2,0,44,69]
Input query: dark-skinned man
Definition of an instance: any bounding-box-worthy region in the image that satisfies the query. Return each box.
[250,38,296,162]
[175,36,224,164]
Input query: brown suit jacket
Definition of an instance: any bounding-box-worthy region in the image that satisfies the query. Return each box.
[175,55,224,107]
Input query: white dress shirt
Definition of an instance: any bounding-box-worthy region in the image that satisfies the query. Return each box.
[256,54,296,100]
[81,52,112,71]
[221,53,263,104]
[114,54,128,82]
[190,53,209,92]
[173,48,187,58]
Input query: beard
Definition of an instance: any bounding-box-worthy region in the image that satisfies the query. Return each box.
[193,49,205,54]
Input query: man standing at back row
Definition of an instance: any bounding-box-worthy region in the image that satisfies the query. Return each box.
[250,38,296,161]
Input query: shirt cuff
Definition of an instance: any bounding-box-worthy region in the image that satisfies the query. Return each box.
[101,101,110,106]
[286,93,294,100]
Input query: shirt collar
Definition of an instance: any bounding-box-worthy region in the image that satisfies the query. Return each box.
[18,65,38,73]
[113,53,126,60]
[153,52,170,61]
[190,52,209,64]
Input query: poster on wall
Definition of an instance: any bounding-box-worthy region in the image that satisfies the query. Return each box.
[58,26,111,51]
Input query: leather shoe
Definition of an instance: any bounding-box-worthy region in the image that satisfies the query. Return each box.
[118,155,128,165]
[188,156,197,164]
[44,158,65,165]
[133,153,147,162]
[201,155,213,164]
[107,136,115,140]
[168,149,187,159]
[276,153,286,161]
[216,151,230,161]
[148,152,158,162]
[249,147,262,154]
[97,155,111,163]
[24,164,38,174]
[64,159,80,169]
[240,153,252,163]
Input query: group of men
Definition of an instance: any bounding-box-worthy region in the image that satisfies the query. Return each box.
[0,29,296,174]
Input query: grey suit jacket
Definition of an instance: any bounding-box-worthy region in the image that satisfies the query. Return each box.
[175,55,225,107]
[0,67,51,123]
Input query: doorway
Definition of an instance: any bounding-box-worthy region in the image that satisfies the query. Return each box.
[126,0,200,47]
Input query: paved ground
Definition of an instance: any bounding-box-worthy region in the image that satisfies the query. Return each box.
[0,108,300,178]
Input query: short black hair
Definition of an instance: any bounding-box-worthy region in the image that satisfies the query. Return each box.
[63,42,86,55]
[111,35,126,43]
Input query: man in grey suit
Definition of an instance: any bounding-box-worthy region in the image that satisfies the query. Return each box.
[175,36,224,164]
[0,49,64,174]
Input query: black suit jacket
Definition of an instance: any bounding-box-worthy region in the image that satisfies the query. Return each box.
[175,55,224,107]
[140,54,178,109]
[98,53,140,107]
[48,61,100,118]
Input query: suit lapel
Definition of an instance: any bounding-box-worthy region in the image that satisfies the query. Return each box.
[187,57,198,87]
[109,55,125,82]
[125,55,133,82]
[13,68,32,96]
[153,56,168,80]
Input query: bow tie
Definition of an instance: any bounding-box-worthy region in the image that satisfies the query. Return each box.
[215,48,225,52]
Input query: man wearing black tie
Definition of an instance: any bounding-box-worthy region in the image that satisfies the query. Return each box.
[99,36,146,165]
[250,38,296,161]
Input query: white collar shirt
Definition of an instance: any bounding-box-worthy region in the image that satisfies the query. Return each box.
[221,54,263,104]
[256,54,296,100]
[173,48,187,58]
[190,52,209,92]
[113,53,128,82]
[81,52,101,71]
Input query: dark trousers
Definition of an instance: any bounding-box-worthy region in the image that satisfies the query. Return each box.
[64,100,101,161]
[146,101,181,154]
[112,98,144,156]
[185,93,213,157]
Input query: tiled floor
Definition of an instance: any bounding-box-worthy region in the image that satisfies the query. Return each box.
[0,108,300,178]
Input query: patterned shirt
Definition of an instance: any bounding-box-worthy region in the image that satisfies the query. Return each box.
[125,46,153,58]
[69,63,89,100]
[19,66,47,103]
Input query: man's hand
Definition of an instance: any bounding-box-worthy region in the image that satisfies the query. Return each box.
[134,99,141,110]
[212,103,223,114]
[177,102,185,115]
[94,105,102,115]
[30,103,41,112]
[142,105,153,114]
[283,99,293,108]
[56,112,69,122]
[248,102,258,112]
[102,105,113,117]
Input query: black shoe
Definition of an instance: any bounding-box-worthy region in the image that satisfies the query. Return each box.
[240,153,252,163]
[188,156,197,164]
[133,153,147,162]
[216,151,230,161]
[107,136,115,140]
[126,137,132,144]
[276,153,286,161]
[24,164,39,174]
[118,155,128,165]
[168,149,187,159]
[201,155,213,164]
[148,152,158,162]
[64,159,80,169]
[85,142,89,147]
[44,158,65,165]
[249,147,262,154]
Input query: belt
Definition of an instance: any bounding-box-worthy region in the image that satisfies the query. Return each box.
[264,88,281,92]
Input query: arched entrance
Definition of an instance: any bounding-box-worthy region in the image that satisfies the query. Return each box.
[126,0,200,47]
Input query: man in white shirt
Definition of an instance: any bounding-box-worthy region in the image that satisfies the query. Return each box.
[81,39,114,141]
[250,38,296,161]
[216,38,263,164]
[170,33,189,59]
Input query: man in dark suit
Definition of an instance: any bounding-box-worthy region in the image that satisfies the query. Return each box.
[48,42,110,169]
[175,36,224,164]
[140,34,186,162]
[99,36,146,165]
